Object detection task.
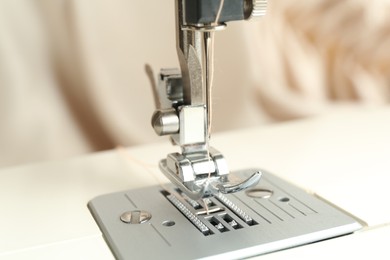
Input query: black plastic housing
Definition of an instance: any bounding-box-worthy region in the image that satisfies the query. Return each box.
[184,0,246,24]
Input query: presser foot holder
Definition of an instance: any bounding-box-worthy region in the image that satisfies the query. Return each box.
[88,169,362,259]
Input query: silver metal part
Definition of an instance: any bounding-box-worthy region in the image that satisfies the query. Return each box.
[88,169,362,259]
[215,172,262,194]
[178,105,206,145]
[120,210,151,224]
[149,0,265,199]
[156,68,183,109]
[151,108,179,136]
[246,188,273,198]
[166,193,211,235]
[244,0,268,20]
[217,193,254,224]
[160,152,262,200]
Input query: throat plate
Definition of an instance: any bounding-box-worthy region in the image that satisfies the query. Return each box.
[88,169,362,259]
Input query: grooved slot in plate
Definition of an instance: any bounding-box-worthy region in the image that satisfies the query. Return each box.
[208,217,228,233]
[88,169,362,259]
[221,213,243,230]
[163,190,212,236]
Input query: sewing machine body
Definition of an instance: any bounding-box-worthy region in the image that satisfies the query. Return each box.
[1,108,390,259]
[88,170,361,259]
[1,1,389,259]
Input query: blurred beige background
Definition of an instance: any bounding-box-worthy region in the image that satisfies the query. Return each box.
[0,0,389,168]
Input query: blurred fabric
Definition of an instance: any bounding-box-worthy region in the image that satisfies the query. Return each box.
[0,0,389,168]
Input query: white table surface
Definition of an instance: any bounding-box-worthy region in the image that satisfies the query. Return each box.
[1,107,389,259]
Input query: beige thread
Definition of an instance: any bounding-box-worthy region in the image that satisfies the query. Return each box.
[116,146,169,191]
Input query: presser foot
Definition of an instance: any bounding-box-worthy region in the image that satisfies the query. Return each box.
[88,169,362,259]
[159,155,262,200]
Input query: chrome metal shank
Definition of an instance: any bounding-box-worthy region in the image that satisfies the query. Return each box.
[151,0,266,199]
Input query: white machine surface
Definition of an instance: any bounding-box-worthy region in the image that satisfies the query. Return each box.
[0,107,390,259]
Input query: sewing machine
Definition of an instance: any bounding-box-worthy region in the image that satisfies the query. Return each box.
[87,1,360,258]
[1,1,390,259]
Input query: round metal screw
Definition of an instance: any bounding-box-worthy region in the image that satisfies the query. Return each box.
[120,210,152,224]
[245,188,273,199]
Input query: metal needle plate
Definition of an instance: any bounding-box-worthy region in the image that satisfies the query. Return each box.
[88,169,362,259]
